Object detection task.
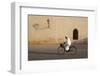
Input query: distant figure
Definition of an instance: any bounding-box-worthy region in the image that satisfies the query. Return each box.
[64,35,71,51]
[58,35,72,52]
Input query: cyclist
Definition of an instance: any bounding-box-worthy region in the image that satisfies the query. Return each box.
[64,35,71,52]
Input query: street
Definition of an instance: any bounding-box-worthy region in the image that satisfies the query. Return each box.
[28,43,88,60]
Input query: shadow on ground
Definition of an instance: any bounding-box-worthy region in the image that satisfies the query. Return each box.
[28,39,88,61]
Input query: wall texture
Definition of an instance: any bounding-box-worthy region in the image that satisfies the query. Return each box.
[28,15,88,44]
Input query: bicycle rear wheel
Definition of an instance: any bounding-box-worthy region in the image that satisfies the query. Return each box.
[69,46,77,55]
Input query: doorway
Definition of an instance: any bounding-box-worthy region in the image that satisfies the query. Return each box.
[73,28,78,40]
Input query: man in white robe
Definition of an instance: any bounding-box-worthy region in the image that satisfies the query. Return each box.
[64,36,71,51]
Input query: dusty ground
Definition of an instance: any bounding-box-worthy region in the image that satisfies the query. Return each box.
[28,43,88,61]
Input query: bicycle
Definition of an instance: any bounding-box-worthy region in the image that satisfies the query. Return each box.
[57,43,77,55]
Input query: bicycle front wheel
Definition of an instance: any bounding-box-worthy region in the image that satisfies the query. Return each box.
[57,47,65,55]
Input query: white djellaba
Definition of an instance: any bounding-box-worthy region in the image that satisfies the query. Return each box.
[64,35,71,51]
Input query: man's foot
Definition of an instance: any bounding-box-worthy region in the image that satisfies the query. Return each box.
[66,50,70,52]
